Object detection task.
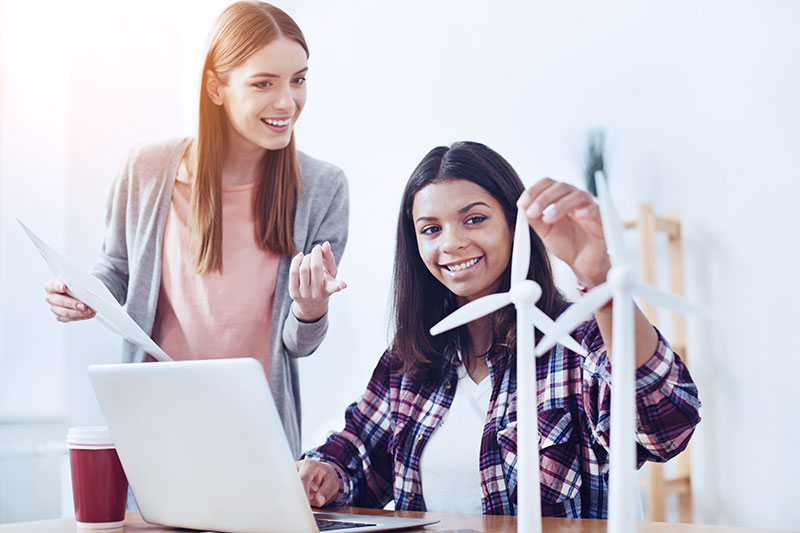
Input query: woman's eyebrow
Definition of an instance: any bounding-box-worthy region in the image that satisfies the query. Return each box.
[248,67,309,79]
[415,201,491,224]
[457,201,491,214]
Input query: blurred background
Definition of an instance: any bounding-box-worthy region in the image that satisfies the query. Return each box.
[1,0,798,530]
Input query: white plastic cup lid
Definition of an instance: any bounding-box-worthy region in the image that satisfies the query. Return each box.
[67,426,115,447]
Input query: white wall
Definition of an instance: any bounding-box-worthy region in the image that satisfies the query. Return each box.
[1,0,798,530]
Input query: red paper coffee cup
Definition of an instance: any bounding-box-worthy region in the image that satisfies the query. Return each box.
[67,427,128,529]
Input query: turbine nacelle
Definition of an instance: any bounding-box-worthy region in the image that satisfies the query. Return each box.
[509,280,542,306]
[607,265,636,291]
[428,209,589,357]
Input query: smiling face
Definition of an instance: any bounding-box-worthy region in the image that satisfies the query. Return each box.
[412,179,513,306]
[208,37,308,152]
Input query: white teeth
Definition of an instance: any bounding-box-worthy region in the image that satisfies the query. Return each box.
[263,118,290,126]
[445,258,479,272]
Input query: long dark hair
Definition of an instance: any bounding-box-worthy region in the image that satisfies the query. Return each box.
[391,141,566,383]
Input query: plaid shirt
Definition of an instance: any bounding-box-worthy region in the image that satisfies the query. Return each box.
[304,316,701,518]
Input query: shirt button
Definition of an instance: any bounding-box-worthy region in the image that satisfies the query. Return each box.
[417,433,424,441]
[445,383,452,390]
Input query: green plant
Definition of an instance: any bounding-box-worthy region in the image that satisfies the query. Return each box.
[584,129,606,197]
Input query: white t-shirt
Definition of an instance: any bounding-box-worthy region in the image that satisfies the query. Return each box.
[419,362,491,514]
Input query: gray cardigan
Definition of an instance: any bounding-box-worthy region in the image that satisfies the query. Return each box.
[91,138,349,458]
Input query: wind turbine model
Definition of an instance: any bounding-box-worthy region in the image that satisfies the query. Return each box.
[535,170,704,533]
[430,208,588,533]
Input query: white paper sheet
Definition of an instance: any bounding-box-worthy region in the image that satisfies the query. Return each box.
[18,220,172,362]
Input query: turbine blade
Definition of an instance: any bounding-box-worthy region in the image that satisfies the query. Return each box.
[529,306,588,357]
[535,283,614,356]
[511,207,531,285]
[430,293,512,336]
[633,281,708,317]
[594,170,630,265]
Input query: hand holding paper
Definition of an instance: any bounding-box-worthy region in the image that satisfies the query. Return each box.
[45,280,96,322]
[19,220,173,362]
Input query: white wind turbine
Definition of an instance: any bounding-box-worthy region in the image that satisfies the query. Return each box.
[429,207,588,533]
[534,171,705,533]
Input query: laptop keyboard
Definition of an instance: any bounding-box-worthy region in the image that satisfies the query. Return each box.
[315,518,376,531]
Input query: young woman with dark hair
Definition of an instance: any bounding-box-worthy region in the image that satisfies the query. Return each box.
[42,1,347,458]
[391,142,565,384]
[297,141,700,517]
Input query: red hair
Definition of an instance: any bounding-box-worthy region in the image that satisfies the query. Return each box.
[190,1,308,273]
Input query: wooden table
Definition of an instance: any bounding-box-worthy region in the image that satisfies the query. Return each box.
[0,507,781,532]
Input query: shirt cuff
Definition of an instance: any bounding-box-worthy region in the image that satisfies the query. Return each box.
[634,329,675,393]
[327,461,352,506]
[282,308,329,357]
[302,453,351,507]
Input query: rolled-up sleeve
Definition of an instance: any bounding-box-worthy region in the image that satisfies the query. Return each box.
[580,319,701,468]
[302,350,395,508]
[633,333,701,464]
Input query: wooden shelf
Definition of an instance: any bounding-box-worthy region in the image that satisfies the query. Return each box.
[626,204,693,523]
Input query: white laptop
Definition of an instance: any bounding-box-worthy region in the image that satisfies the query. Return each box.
[87,358,439,533]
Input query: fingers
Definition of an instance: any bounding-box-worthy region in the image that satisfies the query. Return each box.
[296,245,346,299]
[296,459,339,508]
[295,246,320,300]
[44,280,95,322]
[44,280,67,294]
[324,277,347,294]
[574,201,601,220]
[317,467,340,507]
[321,241,338,278]
[309,245,325,300]
[299,251,313,297]
[288,252,303,299]
[539,189,593,224]
[291,244,347,322]
[517,177,556,213]
[517,178,595,224]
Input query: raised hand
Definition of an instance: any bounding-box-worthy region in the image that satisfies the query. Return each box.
[517,178,611,288]
[289,241,347,322]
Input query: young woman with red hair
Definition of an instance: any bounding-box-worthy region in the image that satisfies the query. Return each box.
[43,1,347,459]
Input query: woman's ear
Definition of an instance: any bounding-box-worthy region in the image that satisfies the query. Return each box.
[205,70,225,106]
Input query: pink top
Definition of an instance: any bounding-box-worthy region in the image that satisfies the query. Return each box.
[151,163,281,378]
